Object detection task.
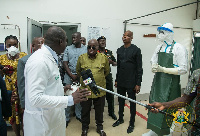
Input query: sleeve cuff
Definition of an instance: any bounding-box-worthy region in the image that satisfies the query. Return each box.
[67,95,74,106]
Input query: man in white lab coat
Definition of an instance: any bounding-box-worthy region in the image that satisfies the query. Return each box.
[23,26,91,136]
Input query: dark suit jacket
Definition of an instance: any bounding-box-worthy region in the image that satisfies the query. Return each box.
[116,44,143,88]
[0,75,12,117]
[17,54,31,108]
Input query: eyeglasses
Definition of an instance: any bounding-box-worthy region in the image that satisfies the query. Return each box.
[87,45,96,50]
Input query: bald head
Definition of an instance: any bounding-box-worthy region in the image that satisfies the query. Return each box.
[125,30,133,38]
[32,37,44,52]
[44,26,67,54]
[88,39,98,45]
[87,39,99,57]
[44,26,66,45]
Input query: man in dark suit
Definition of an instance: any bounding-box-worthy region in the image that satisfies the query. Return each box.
[17,37,44,110]
[112,30,143,134]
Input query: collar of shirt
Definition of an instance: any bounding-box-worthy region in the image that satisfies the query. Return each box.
[87,52,98,59]
[81,44,84,48]
[97,49,107,53]
[44,45,58,64]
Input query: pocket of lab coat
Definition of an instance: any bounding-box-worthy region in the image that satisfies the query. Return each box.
[23,110,45,135]
[41,108,65,131]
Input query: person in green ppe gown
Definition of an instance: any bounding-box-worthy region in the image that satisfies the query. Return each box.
[143,23,188,136]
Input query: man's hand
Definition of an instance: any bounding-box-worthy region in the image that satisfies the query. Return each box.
[108,59,113,64]
[134,85,140,94]
[108,59,117,66]
[72,88,91,104]
[146,102,165,113]
[70,74,78,81]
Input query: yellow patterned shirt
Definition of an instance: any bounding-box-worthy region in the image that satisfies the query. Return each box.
[0,52,27,90]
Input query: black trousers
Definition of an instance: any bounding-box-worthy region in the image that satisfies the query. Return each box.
[117,86,136,126]
[106,80,115,114]
[81,96,105,130]
[0,102,7,136]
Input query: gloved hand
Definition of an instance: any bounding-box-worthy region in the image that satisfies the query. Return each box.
[152,64,178,75]
[152,64,164,73]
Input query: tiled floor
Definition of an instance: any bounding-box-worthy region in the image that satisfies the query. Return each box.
[66,101,150,136]
[7,101,150,136]
[7,101,190,136]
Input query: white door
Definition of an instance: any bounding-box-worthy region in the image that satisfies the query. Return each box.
[27,18,43,54]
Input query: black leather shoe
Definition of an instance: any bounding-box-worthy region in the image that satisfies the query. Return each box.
[112,119,124,127]
[108,113,117,120]
[127,125,134,134]
[73,112,76,117]
[76,116,82,123]
[81,129,88,136]
[66,120,70,128]
[96,129,107,136]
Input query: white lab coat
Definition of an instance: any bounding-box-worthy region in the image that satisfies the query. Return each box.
[24,45,68,136]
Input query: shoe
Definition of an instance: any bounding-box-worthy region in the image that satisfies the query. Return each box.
[73,112,76,117]
[66,120,70,128]
[81,129,88,136]
[142,130,158,136]
[96,129,106,136]
[108,113,117,120]
[127,125,134,134]
[76,116,82,123]
[112,119,124,127]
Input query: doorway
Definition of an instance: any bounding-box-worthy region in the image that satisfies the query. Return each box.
[27,18,81,54]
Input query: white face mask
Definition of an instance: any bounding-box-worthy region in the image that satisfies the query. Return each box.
[157,33,166,42]
[157,31,174,45]
[7,46,20,57]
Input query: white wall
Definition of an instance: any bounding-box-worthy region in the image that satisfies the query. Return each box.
[0,0,197,95]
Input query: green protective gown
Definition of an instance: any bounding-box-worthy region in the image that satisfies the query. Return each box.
[147,42,181,136]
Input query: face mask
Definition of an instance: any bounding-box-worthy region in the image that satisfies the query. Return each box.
[157,33,166,42]
[157,31,174,45]
[7,46,20,57]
